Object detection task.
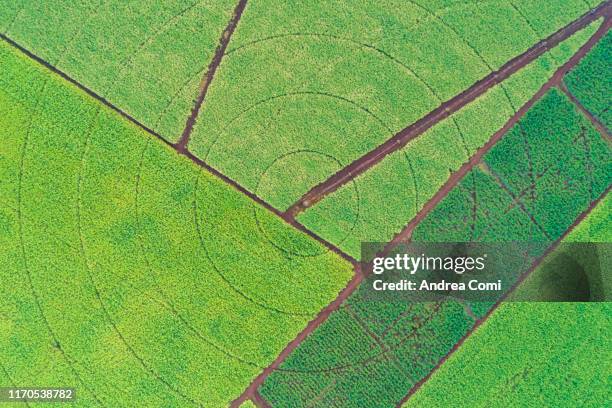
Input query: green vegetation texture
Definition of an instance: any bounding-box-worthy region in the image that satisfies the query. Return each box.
[0,0,236,142]
[565,30,612,129]
[260,89,611,407]
[0,40,352,407]
[404,303,612,408]
[188,0,597,210]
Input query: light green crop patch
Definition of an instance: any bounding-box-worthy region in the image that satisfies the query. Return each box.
[0,40,352,407]
[404,303,612,408]
[188,0,596,210]
[0,0,238,143]
[299,19,601,259]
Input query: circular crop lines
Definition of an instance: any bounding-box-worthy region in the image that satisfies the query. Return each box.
[75,112,203,406]
[75,108,204,406]
[220,0,562,234]
[13,7,109,406]
[27,4,238,399]
[132,140,274,370]
[200,90,392,258]
[219,33,434,223]
[192,170,322,317]
[223,30,472,231]
[253,149,361,257]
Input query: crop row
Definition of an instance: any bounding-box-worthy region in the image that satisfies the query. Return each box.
[259,88,612,407]
[0,40,352,407]
[565,29,612,129]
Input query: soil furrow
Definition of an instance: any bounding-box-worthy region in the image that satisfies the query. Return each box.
[285,2,611,218]
[395,183,612,408]
[559,81,612,140]
[253,391,273,408]
[175,0,248,150]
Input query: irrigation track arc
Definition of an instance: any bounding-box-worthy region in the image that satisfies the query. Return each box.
[284,1,611,218]
[133,141,285,369]
[11,7,109,404]
[74,101,202,407]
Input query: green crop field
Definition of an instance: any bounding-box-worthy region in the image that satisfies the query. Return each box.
[0,1,610,407]
[565,30,612,129]
[0,41,351,406]
[259,89,611,407]
[405,195,612,407]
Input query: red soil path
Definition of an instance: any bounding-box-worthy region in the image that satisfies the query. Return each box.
[285,2,611,219]
[175,0,248,150]
[252,390,273,408]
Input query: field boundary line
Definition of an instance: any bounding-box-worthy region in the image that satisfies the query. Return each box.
[175,0,248,150]
[0,33,172,146]
[252,391,272,408]
[229,266,364,407]
[558,81,611,141]
[284,1,611,218]
[384,16,611,251]
[0,33,358,268]
[395,183,612,407]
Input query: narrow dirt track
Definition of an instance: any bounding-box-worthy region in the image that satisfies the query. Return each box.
[229,267,364,407]
[175,0,248,150]
[285,1,611,219]
[395,183,612,407]
[559,81,611,140]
